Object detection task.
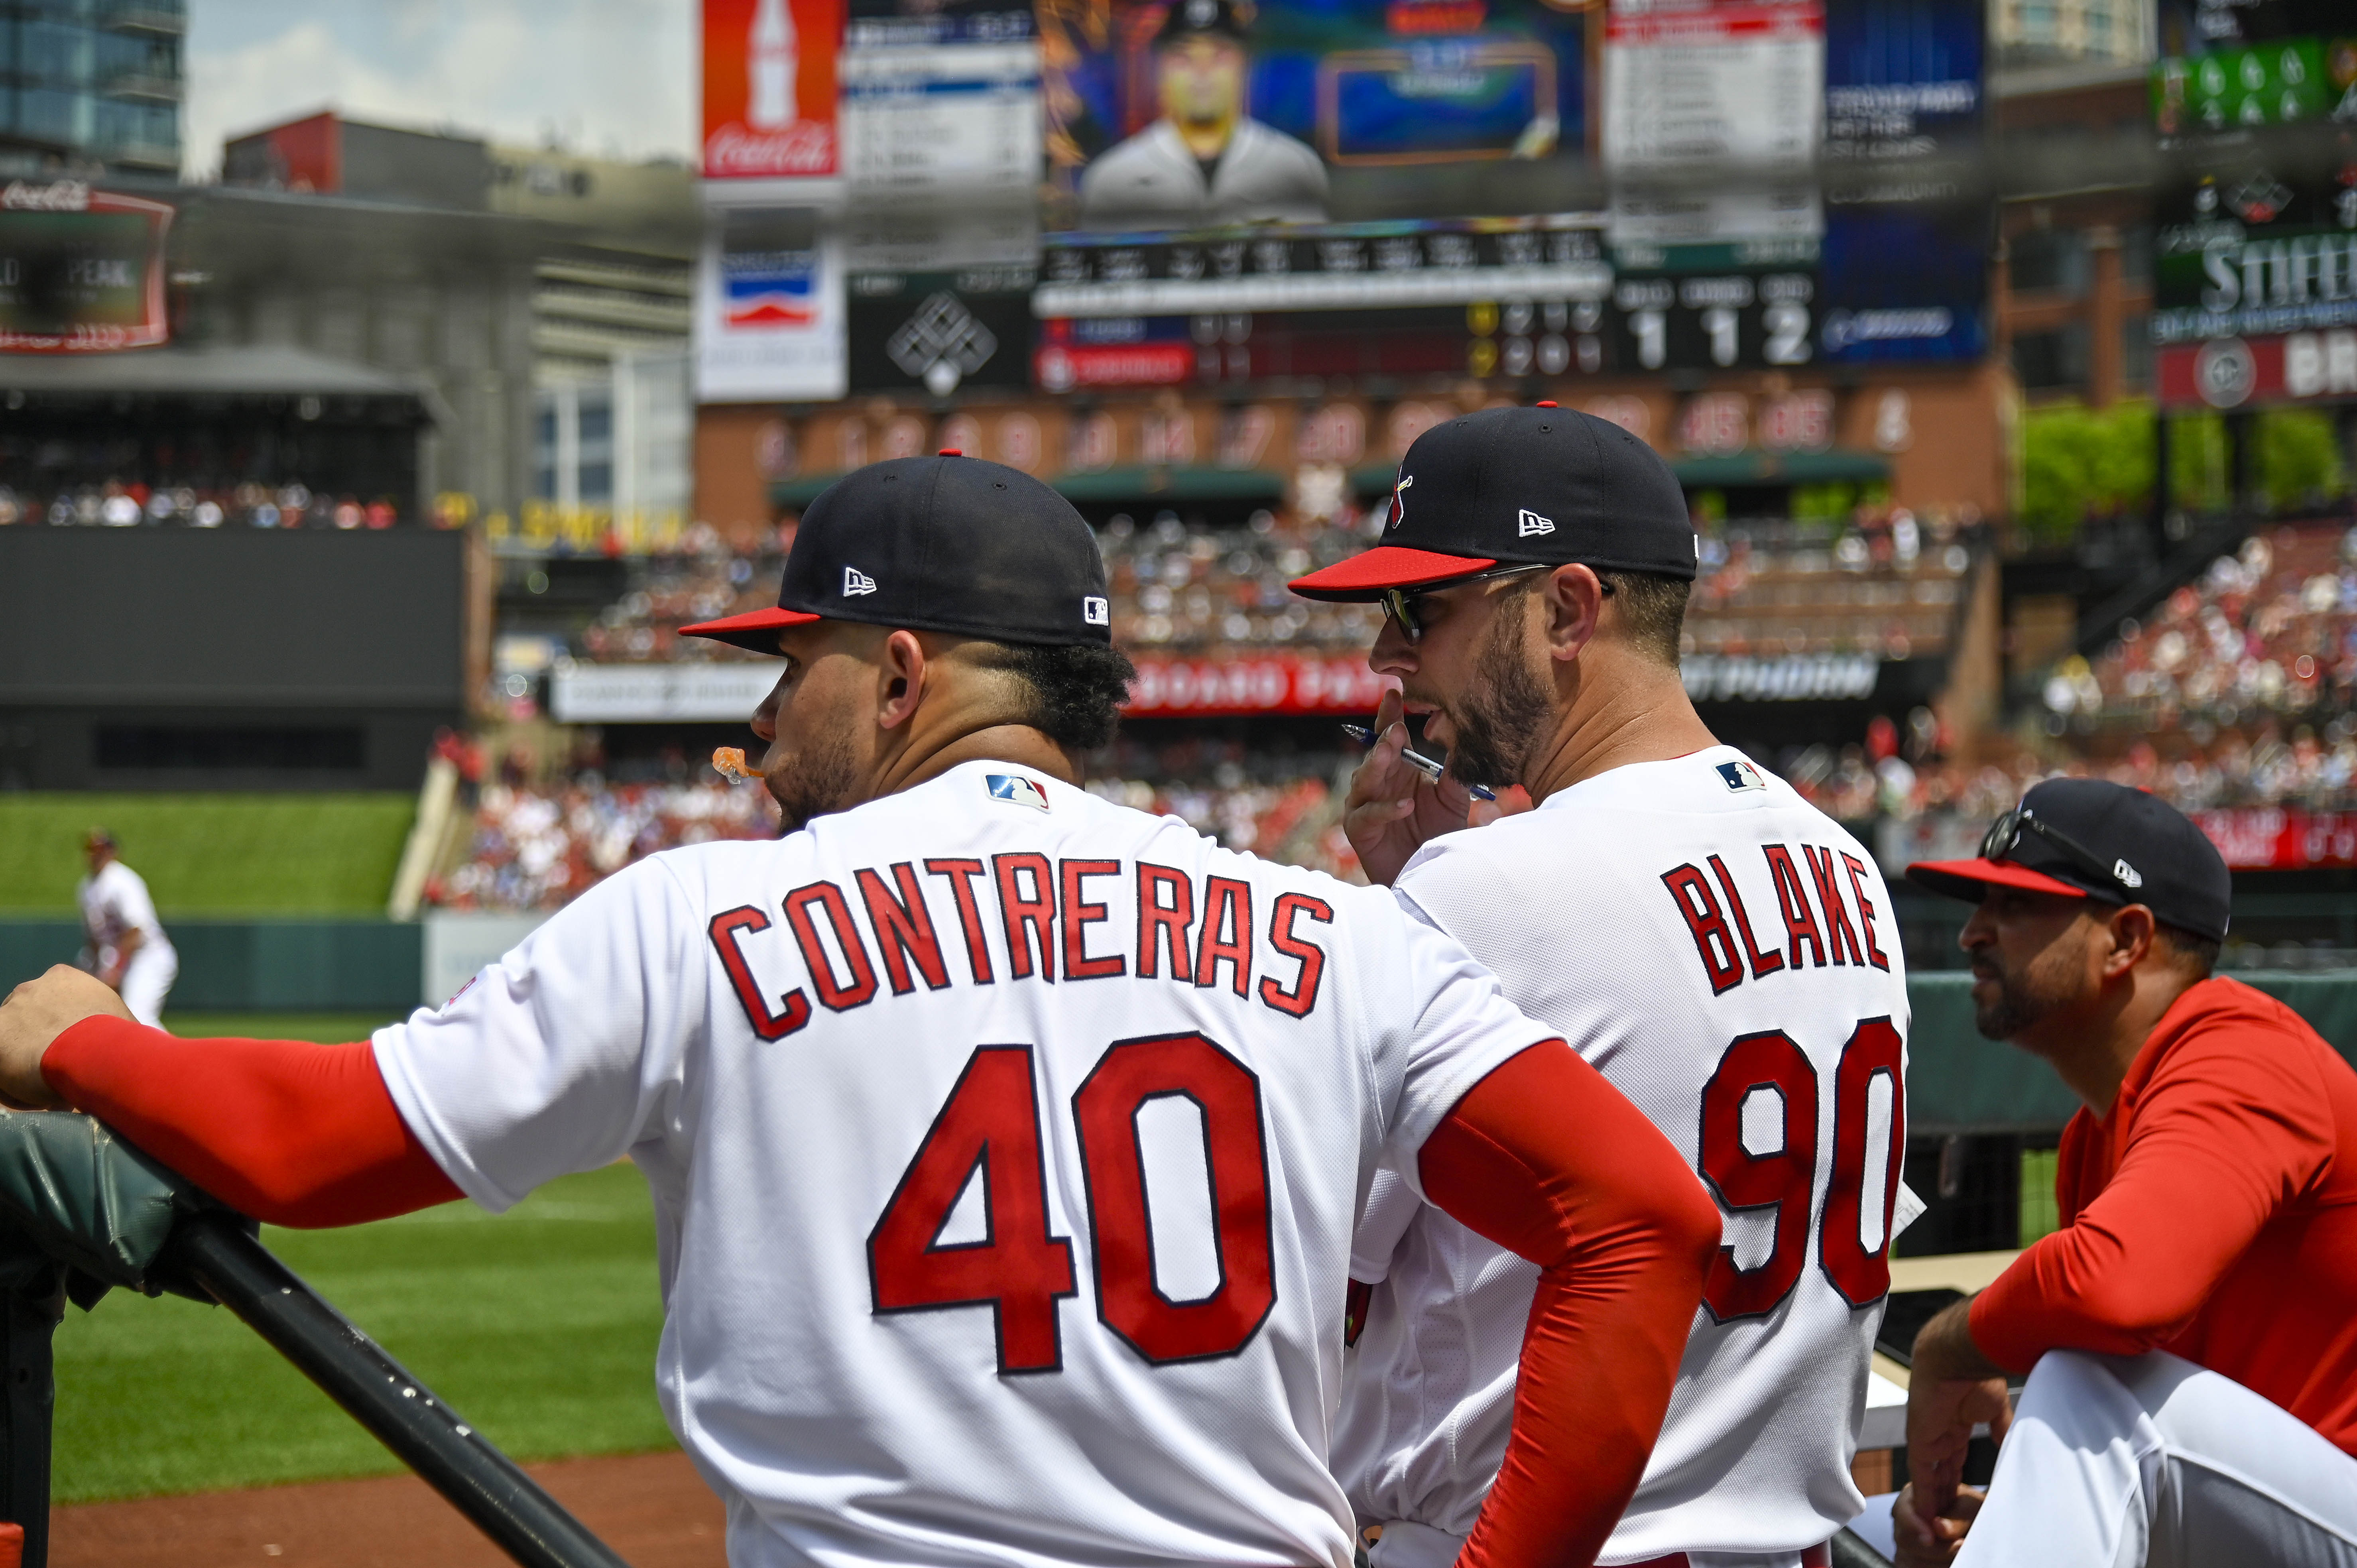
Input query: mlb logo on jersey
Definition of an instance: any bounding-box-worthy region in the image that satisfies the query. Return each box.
[1716,758,1768,793]
[986,774,1051,811]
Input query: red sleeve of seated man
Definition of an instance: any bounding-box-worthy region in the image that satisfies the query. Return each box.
[43,1016,460,1227]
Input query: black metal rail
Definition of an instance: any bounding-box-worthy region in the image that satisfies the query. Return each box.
[163,1215,632,1568]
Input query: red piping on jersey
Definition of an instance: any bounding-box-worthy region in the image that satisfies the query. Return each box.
[44,1018,460,1227]
[1422,1043,1720,1568]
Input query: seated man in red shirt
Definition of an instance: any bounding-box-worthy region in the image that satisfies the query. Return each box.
[1894,779,2357,1566]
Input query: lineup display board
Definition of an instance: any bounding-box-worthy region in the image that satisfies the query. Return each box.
[1011,0,1987,388]
[797,0,1991,401]
[840,0,1041,193]
[1602,0,1823,177]
[0,183,173,354]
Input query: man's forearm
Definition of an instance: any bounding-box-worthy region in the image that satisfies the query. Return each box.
[1912,1295,2004,1383]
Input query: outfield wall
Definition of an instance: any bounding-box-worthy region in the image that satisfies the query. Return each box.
[5,919,2355,1137]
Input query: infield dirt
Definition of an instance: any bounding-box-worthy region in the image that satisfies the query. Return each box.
[51,1449,723,1567]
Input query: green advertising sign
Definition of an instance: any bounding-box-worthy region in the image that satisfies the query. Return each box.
[2153,37,2329,135]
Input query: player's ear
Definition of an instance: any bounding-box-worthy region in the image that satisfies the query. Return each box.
[876,630,929,731]
[2104,903,2156,980]
[1540,563,1605,664]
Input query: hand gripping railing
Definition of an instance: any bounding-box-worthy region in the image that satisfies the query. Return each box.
[0,1111,630,1568]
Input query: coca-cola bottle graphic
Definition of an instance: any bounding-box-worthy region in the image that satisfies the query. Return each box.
[750,0,797,129]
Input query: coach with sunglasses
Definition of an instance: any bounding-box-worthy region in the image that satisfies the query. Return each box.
[1896,777,2357,1566]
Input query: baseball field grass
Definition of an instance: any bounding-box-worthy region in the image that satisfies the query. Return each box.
[0,795,415,914]
[49,1007,675,1501]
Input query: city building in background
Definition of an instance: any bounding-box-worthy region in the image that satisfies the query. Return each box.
[0,0,181,177]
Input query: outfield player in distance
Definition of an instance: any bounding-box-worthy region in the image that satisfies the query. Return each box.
[1292,405,1912,1568]
[75,828,177,1027]
[1893,780,2357,1566]
[0,454,1719,1568]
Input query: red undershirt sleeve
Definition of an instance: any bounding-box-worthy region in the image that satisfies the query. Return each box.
[1420,1041,1720,1568]
[1968,1021,2333,1373]
[43,1016,463,1228]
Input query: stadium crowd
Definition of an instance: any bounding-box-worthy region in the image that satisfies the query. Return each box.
[2044,525,2357,732]
[0,482,401,529]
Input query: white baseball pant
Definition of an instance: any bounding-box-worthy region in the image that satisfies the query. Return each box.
[115,946,177,1027]
[1956,1349,2357,1568]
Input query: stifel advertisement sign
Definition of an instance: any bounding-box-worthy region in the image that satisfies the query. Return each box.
[702,0,845,179]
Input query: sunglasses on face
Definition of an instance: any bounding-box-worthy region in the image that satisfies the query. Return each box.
[1981,807,2142,900]
[1377,565,1599,643]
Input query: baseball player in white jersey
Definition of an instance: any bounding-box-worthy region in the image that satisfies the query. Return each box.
[0,454,1721,1568]
[1291,406,1913,1568]
[75,827,177,1027]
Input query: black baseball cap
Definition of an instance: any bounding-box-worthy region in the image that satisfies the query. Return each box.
[1289,403,1696,601]
[1155,0,1251,47]
[1908,778,2233,943]
[682,454,1112,653]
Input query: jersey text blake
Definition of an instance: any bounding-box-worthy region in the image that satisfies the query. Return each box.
[708,858,1334,1039]
[1661,842,1893,995]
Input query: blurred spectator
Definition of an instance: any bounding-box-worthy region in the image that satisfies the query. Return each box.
[0,480,403,528]
[2052,525,2357,733]
[428,777,785,913]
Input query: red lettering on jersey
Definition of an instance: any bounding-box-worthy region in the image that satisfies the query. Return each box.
[1820,1017,1906,1306]
[923,858,996,984]
[1763,845,1828,968]
[1259,892,1332,1017]
[1708,854,1785,980]
[869,1045,1077,1373]
[1662,864,1744,995]
[783,881,879,1011]
[1803,846,1865,967]
[707,906,812,1040]
[1072,1031,1275,1362]
[858,864,951,995]
[1194,876,1253,997]
[1698,1029,1818,1320]
[1060,860,1125,981]
[994,853,1057,982]
[1842,852,1892,972]
[1135,863,1194,979]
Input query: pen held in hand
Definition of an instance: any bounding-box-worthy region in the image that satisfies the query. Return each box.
[1340,723,1497,801]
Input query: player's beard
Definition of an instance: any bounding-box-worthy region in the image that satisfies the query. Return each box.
[1442,600,1551,791]
[765,726,863,834]
[1969,938,2082,1041]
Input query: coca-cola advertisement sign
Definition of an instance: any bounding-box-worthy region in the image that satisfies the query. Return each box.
[703,0,844,179]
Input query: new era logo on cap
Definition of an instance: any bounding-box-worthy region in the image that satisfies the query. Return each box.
[1518,509,1554,537]
[2114,858,2144,888]
[842,566,877,597]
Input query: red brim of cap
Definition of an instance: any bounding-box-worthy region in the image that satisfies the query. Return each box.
[678,606,822,655]
[1289,546,1499,602]
[1906,857,2089,903]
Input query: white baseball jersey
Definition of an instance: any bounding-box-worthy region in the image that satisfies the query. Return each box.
[1337,747,1910,1564]
[372,759,1558,1568]
[77,860,173,971]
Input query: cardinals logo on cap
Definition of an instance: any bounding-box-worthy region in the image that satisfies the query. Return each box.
[1385,473,1412,533]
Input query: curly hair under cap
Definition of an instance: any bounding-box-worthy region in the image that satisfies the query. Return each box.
[974,641,1139,752]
